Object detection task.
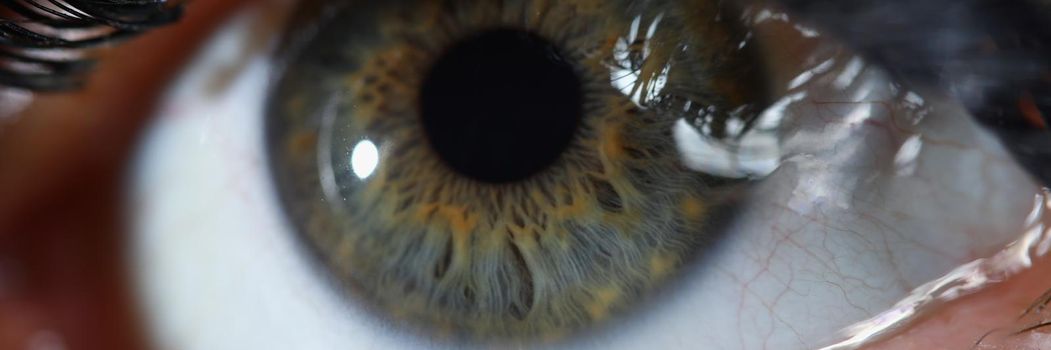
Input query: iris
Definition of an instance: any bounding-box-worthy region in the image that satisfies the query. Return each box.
[267,0,766,341]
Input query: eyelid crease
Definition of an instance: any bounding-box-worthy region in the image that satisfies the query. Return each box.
[0,0,186,91]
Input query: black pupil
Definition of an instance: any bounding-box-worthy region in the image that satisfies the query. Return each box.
[419,29,583,183]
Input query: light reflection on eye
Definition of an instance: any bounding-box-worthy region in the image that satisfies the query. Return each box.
[350,140,379,180]
[129,1,1045,349]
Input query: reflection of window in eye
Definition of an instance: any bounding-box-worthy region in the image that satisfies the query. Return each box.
[3,1,1051,350]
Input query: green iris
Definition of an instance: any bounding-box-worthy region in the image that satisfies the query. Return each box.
[267,0,767,342]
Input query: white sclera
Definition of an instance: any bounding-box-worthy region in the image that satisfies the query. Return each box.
[130,3,1041,350]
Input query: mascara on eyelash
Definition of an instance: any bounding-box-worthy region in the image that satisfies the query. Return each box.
[0,0,184,91]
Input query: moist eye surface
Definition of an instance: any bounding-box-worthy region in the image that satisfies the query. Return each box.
[266,0,767,342]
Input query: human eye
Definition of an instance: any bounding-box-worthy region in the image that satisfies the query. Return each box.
[1,0,1049,349]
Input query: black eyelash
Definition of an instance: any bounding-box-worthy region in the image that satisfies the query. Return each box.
[0,0,184,91]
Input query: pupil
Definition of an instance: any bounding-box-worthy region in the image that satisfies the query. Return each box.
[419,29,584,183]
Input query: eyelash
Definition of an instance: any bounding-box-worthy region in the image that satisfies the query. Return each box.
[0,0,183,91]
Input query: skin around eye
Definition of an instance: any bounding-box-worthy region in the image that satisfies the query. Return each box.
[266,0,767,341]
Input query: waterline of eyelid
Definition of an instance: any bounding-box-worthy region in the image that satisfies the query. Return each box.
[819,188,1051,350]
